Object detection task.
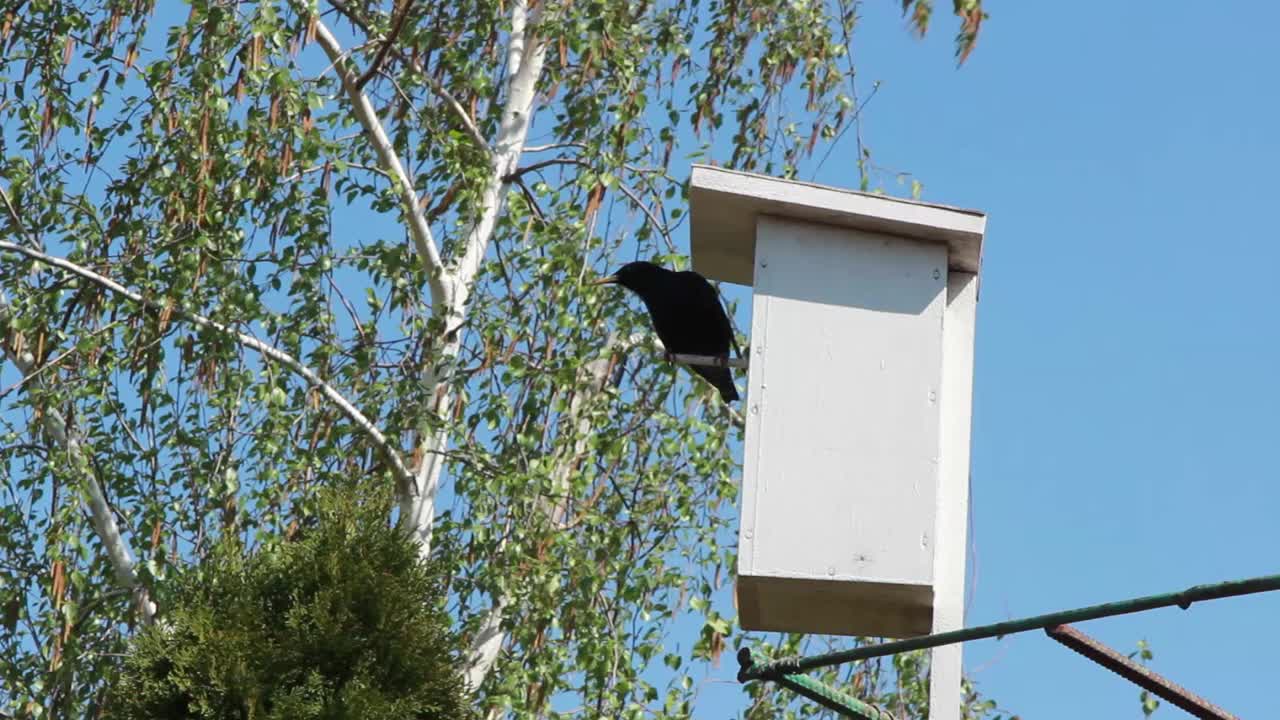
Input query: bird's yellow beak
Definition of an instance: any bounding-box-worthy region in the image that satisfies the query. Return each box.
[592,275,619,286]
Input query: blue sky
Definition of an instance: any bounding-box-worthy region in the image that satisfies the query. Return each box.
[703,2,1280,717]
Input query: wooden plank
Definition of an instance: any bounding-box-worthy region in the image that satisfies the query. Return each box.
[737,216,947,637]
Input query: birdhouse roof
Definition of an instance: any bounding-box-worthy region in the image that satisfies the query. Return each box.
[688,164,987,286]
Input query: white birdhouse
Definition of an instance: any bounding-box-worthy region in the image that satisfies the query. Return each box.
[689,166,985,715]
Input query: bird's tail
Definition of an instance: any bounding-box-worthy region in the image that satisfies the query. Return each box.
[694,366,739,403]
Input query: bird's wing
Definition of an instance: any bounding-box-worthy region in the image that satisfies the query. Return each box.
[678,272,734,354]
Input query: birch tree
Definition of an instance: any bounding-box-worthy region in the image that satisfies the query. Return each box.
[0,0,994,717]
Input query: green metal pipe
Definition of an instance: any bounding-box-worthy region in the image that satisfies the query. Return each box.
[771,667,897,720]
[740,573,1280,680]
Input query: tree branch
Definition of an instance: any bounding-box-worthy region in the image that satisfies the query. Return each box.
[0,185,37,248]
[0,240,416,491]
[0,321,120,401]
[307,13,452,309]
[621,333,746,428]
[509,176,547,223]
[326,0,490,156]
[662,352,748,369]
[377,67,491,159]
[423,76,491,157]
[502,155,583,182]
[353,0,414,91]
[500,161,677,253]
[522,141,587,153]
[282,160,389,184]
[615,181,676,251]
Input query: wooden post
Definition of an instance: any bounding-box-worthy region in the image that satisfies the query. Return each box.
[929,272,979,720]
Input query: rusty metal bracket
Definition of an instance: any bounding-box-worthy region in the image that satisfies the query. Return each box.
[1046,624,1238,720]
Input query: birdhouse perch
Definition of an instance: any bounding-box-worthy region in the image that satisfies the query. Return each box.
[689,165,985,720]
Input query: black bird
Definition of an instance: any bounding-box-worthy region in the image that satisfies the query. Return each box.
[595,261,739,402]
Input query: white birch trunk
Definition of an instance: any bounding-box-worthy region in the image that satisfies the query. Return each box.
[400,0,548,554]
[310,0,549,691]
[1,294,155,624]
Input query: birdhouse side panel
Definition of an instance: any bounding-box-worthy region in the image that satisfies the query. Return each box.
[739,216,947,592]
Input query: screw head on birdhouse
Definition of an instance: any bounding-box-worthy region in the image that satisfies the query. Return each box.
[689,165,985,640]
